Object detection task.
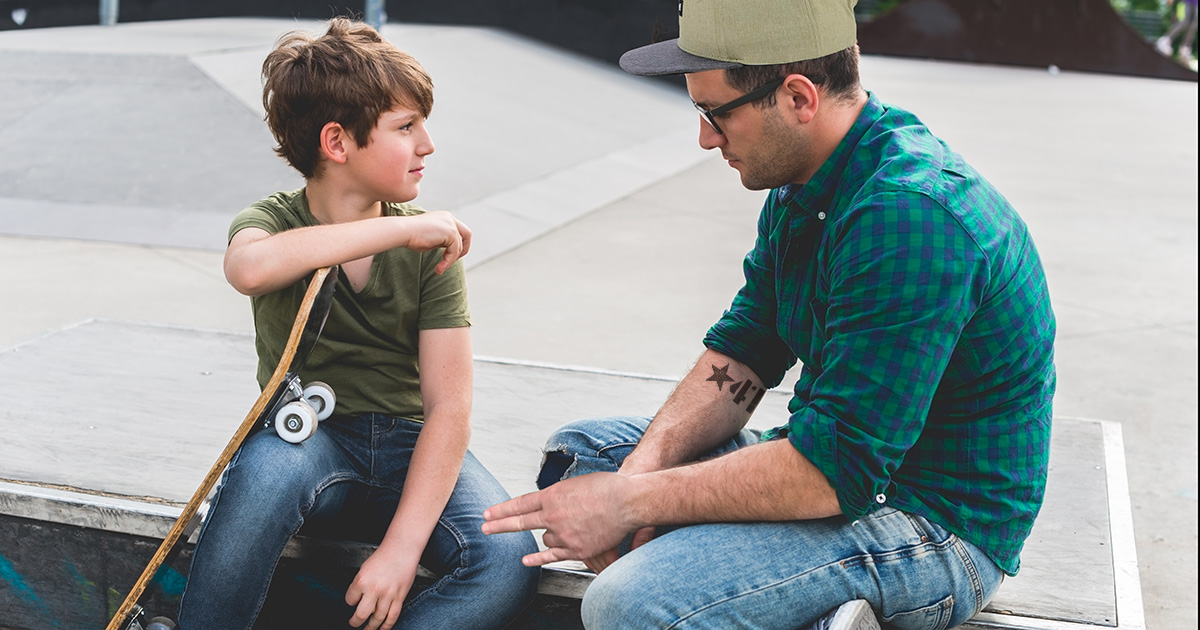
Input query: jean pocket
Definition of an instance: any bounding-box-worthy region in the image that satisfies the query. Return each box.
[881,594,954,630]
[902,511,953,545]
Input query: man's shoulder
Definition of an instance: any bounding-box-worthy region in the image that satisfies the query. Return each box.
[846,101,1000,213]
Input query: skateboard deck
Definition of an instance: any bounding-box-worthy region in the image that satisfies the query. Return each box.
[105,266,339,630]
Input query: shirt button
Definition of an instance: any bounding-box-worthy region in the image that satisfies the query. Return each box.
[875,493,887,504]
[817,212,827,220]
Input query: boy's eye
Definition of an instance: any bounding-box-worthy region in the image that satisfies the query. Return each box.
[399,123,413,131]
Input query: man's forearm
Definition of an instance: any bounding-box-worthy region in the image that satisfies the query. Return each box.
[621,348,766,474]
[628,438,842,525]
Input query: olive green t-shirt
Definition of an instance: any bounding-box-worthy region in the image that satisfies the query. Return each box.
[228,188,471,422]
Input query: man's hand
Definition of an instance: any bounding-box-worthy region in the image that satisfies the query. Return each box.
[344,545,419,630]
[403,211,472,274]
[482,472,642,567]
[583,526,657,573]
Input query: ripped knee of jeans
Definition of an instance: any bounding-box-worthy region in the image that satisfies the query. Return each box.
[537,449,575,490]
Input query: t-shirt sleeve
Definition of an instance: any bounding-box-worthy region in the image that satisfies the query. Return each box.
[416,249,472,330]
[228,201,288,243]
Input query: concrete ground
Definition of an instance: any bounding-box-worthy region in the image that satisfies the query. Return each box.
[0,18,1195,629]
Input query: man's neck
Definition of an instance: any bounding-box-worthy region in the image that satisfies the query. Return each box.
[794,89,869,186]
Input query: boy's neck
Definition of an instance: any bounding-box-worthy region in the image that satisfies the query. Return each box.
[304,176,385,225]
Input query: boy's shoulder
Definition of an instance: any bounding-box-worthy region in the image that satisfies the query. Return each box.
[229,189,310,241]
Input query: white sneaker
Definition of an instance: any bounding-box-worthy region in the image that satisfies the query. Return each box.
[1179,44,1193,60]
[809,600,882,630]
[1156,35,1173,55]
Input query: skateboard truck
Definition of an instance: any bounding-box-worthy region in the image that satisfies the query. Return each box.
[263,377,336,443]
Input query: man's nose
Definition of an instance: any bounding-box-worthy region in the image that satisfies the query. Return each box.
[697,116,724,151]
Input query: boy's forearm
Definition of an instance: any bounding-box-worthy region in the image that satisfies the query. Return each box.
[224,213,467,296]
[376,326,474,558]
[620,349,762,475]
[377,408,470,558]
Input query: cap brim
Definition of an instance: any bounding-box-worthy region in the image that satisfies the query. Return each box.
[619,38,743,76]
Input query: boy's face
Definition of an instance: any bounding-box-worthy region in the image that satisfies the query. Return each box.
[345,104,435,204]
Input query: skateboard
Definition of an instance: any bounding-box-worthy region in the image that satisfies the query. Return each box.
[105,266,340,630]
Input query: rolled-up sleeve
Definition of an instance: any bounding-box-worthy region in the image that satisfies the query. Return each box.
[787,191,989,518]
[704,202,797,388]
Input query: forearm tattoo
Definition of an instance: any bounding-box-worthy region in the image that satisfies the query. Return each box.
[706,363,766,413]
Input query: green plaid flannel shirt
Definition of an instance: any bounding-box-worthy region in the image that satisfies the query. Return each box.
[704,94,1056,575]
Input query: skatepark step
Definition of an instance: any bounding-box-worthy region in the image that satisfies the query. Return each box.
[0,320,1144,629]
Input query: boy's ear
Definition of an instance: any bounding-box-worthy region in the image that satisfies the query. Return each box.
[319,121,351,165]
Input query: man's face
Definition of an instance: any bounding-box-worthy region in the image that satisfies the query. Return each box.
[686,70,813,190]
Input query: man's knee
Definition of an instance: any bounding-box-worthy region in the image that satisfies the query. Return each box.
[580,564,652,630]
[537,417,649,489]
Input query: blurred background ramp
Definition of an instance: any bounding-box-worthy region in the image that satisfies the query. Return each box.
[858,0,1197,80]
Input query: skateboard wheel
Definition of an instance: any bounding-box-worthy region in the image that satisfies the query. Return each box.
[302,381,336,421]
[147,618,177,630]
[275,400,318,443]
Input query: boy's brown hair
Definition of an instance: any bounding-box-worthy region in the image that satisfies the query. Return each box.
[262,18,434,179]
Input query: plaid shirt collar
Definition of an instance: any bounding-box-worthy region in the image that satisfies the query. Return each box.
[775,92,885,219]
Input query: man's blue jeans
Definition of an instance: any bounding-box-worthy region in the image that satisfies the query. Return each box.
[538,417,1006,630]
[178,414,540,629]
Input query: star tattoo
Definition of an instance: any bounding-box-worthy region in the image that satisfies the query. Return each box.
[707,363,735,390]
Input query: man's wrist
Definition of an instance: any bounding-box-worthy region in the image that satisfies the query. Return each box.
[621,471,659,530]
[618,450,665,476]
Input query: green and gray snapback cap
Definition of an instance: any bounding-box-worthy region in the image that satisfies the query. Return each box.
[620,0,859,76]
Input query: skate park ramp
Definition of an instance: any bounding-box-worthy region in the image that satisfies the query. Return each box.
[859,0,1197,81]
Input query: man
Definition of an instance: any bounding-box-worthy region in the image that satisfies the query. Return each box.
[483,1,1056,628]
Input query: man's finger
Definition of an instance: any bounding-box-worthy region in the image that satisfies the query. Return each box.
[584,549,619,573]
[631,526,657,550]
[522,546,572,567]
[481,512,543,535]
[483,491,544,522]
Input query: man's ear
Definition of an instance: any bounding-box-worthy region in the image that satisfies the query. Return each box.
[780,74,820,125]
[319,121,351,165]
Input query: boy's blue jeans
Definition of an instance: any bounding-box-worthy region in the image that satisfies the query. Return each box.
[178,414,539,630]
[538,417,1006,630]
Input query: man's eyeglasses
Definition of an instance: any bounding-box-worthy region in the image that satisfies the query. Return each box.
[692,77,784,135]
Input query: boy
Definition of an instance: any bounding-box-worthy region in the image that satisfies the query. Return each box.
[178,18,540,630]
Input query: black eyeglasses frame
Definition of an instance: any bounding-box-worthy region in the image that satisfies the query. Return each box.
[692,77,785,135]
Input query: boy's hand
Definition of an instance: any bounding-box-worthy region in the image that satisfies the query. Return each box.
[403,211,472,274]
[345,544,419,630]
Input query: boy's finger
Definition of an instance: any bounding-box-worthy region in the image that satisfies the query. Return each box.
[349,592,378,627]
[457,220,472,255]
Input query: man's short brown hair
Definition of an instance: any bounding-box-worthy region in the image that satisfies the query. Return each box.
[724,44,862,107]
[262,17,434,179]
